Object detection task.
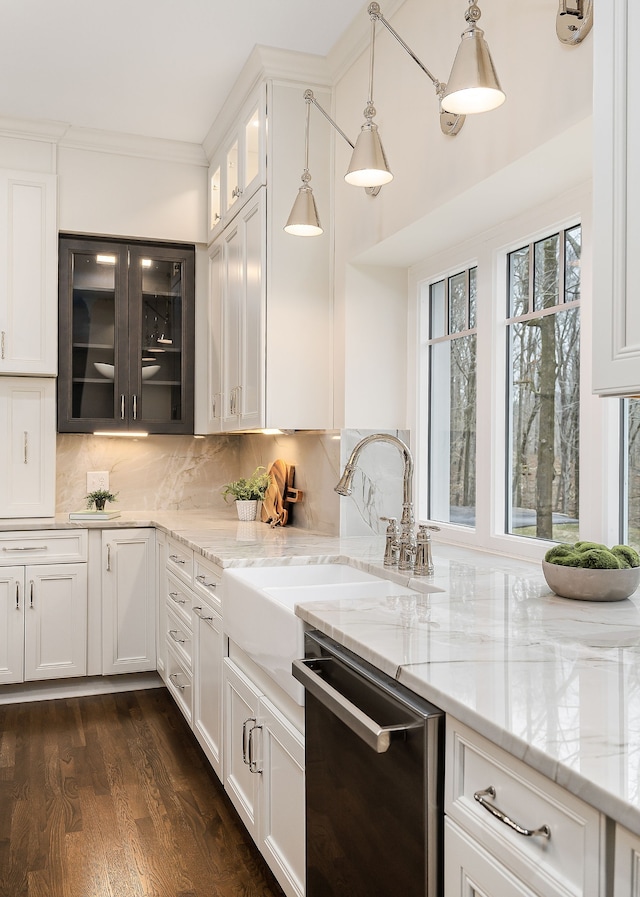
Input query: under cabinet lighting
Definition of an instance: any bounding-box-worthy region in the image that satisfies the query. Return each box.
[93,431,149,438]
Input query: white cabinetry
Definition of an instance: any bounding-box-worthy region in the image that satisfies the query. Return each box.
[445,718,603,897]
[0,530,88,685]
[593,0,640,395]
[0,169,57,376]
[0,377,55,517]
[614,824,640,897]
[203,75,333,433]
[208,89,264,242]
[101,528,156,675]
[192,555,224,779]
[223,648,305,897]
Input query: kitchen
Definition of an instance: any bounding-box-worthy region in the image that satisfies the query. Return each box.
[1,0,638,896]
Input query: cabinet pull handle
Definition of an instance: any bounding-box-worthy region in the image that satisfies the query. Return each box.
[169,629,186,644]
[169,591,186,605]
[120,394,126,420]
[106,544,111,572]
[29,580,34,608]
[15,582,19,609]
[169,672,186,692]
[193,605,214,622]
[474,787,551,840]
[248,724,262,774]
[1,330,5,359]
[3,546,47,551]
[196,574,217,589]
[132,394,137,420]
[169,554,186,565]
[242,717,256,765]
[23,431,28,464]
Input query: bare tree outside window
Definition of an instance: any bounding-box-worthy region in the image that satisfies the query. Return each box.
[506,225,581,541]
[428,268,477,526]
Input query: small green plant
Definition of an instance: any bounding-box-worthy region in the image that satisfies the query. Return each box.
[86,488,118,511]
[222,467,271,502]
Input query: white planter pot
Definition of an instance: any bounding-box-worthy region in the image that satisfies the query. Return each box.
[236,499,258,521]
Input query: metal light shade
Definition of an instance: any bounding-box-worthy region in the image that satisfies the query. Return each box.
[441,26,505,115]
[284,184,323,237]
[345,122,393,188]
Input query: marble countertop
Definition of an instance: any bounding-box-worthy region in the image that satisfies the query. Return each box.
[5,510,640,835]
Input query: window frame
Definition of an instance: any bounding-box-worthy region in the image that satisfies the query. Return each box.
[410,183,619,561]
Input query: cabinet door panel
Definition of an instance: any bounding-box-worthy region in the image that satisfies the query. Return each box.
[223,657,261,841]
[193,601,224,779]
[239,196,264,429]
[0,171,57,375]
[0,567,24,684]
[102,529,156,675]
[222,222,242,428]
[24,563,87,681]
[0,378,55,518]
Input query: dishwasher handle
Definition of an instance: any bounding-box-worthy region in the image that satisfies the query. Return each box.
[292,657,413,754]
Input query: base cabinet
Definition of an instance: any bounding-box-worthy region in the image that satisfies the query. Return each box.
[0,530,88,686]
[223,655,304,897]
[101,528,156,675]
[445,817,537,897]
[614,824,640,897]
[193,588,224,780]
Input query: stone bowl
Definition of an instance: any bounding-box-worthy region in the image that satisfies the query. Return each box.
[542,560,640,602]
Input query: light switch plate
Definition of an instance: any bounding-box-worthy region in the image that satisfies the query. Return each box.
[87,471,109,492]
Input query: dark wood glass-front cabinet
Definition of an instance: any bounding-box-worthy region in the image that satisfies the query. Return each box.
[58,235,195,434]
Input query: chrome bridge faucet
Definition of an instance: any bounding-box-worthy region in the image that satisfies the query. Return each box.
[334,433,439,575]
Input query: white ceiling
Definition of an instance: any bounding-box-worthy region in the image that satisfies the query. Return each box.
[1,0,365,145]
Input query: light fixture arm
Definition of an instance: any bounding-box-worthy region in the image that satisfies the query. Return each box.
[303,90,381,196]
[367,1,465,137]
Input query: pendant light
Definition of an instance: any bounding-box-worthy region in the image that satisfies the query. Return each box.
[345,14,393,188]
[284,94,323,236]
[441,2,505,115]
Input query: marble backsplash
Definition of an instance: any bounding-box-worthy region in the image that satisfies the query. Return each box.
[56,428,410,537]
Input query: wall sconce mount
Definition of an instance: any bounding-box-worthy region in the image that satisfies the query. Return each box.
[556,0,593,45]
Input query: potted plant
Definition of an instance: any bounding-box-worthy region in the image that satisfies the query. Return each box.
[86,488,118,512]
[222,467,271,521]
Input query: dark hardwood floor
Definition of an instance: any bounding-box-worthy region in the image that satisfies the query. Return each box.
[0,688,286,897]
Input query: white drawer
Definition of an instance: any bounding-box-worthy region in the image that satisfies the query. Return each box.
[166,604,193,671]
[166,537,193,585]
[166,644,193,725]
[0,529,88,565]
[165,571,193,628]
[446,718,603,897]
[193,553,222,612]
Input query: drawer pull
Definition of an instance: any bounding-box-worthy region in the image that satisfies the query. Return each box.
[169,554,186,565]
[196,574,217,589]
[3,546,47,552]
[474,786,551,840]
[242,717,256,765]
[169,629,186,644]
[169,591,186,605]
[169,672,186,691]
[193,605,214,622]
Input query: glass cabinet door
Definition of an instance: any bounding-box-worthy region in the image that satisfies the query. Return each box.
[129,245,193,432]
[58,239,128,431]
[58,236,194,434]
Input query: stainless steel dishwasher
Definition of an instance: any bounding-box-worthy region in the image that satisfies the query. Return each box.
[292,630,443,897]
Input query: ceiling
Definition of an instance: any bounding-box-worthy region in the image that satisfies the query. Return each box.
[1,0,365,145]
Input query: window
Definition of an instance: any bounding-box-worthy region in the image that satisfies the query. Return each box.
[506,225,581,541]
[427,268,477,526]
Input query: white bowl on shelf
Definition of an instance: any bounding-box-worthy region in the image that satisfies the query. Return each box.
[93,362,160,380]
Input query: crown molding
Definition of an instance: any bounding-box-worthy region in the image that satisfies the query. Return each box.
[59,126,207,167]
[0,115,69,143]
[202,45,332,160]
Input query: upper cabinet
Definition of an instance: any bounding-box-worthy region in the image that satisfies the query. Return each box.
[203,73,333,433]
[0,170,58,376]
[593,1,640,395]
[208,91,265,242]
[58,235,195,434]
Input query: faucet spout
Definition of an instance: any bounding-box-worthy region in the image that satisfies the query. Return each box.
[335,433,416,568]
